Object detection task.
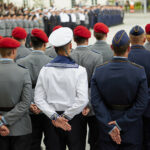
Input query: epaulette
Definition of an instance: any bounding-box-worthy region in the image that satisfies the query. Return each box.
[96,61,109,68]
[46,46,53,49]
[17,64,27,69]
[129,61,143,69]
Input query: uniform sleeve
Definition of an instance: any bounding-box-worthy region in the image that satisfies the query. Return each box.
[116,69,149,131]
[64,68,89,119]
[34,68,57,119]
[3,70,32,126]
[91,70,115,133]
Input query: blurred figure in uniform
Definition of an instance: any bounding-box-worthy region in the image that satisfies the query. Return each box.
[12,27,31,61]
[145,24,150,51]
[45,25,62,58]
[17,29,52,150]
[34,27,89,150]
[71,25,103,150]
[128,25,150,150]
[89,23,113,63]
[92,30,148,150]
[0,37,32,150]
[0,15,6,37]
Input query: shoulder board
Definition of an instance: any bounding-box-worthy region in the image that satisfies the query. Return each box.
[46,46,53,49]
[129,61,143,69]
[96,61,109,68]
[17,64,27,69]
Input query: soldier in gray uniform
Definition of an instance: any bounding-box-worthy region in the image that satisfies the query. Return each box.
[12,27,31,61]
[17,29,52,150]
[0,37,32,150]
[32,16,40,29]
[145,24,150,51]
[0,15,6,37]
[71,25,103,150]
[5,15,12,37]
[45,46,57,58]
[23,14,30,34]
[88,23,113,63]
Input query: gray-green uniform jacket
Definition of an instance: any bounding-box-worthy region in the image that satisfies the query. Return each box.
[71,46,103,115]
[45,46,57,58]
[5,20,12,37]
[0,20,6,36]
[15,44,31,61]
[0,59,32,136]
[88,40,113,63]
[145,42,150,51]
[17,50,53,101]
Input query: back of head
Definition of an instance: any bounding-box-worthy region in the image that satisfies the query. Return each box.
[129,25,145,45]
[73,25,91,45]
[112,30,130,56]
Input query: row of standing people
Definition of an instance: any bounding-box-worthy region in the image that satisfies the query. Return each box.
[1,22,150,150]
[0,5,124,38]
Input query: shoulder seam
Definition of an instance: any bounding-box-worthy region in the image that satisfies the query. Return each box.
[96,61,109,68]
[129,61,143,69]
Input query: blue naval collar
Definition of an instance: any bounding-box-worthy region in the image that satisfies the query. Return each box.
[131,45,145,50]
[45,55,79,68]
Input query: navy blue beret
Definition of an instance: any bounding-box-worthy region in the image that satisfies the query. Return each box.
[112,30,130,47]
[130,25,144,36]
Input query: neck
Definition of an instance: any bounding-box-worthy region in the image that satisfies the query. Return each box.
[1,56,14,59]
[77,41,88,46]
[131,43,144,46]
[114,53,128,58]
[33,47,45,51]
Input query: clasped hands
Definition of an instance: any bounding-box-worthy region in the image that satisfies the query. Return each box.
[0,116,9,136]
[30,104,41,114]
[108,121,121,145]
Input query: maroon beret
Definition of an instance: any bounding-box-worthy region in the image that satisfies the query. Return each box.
[145,24,150,34]
[0,36,3,40]
[53,25,62,31]
[0,37,20,48]
[74,25,91,38]
[12,27,27,39]
[31,28,48,43]
[94,23,109,34]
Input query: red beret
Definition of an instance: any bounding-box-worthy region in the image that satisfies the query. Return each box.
[74,25,91,38]
[0,36,3,40]
[12,27,27,39]
[145,24,150,34]
[0,37,20,48]
[53,25,62,31]
[31,28,48,43]
[94,23,109,34]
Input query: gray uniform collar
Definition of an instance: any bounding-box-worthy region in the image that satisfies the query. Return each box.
[0,58,14,64]
[32,50,45,55]
[75,46,90,51]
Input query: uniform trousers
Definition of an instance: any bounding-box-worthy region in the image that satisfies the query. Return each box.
[82,116,100,150]
[30,114,53,150]
[98,140,142,150]
[45,113,85,150]
[0,134,31,150]
[143,117,150,150]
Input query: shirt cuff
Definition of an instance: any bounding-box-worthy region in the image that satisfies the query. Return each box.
[108,126,116,134]
[0,120,4,127]
[50,113,59,120]
[61,114,71,121]
[115,121,122,131]
[1,116,8,125]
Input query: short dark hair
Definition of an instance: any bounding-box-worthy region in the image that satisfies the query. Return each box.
[94,32,106,40]
[31,36,44,49]
[74,35,87,44]
[0,48,13,57]
[55,42,71,54]
[112,42,130,55]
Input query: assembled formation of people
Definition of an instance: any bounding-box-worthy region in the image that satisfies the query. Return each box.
[1,2,150,150]
[0,3,124,38]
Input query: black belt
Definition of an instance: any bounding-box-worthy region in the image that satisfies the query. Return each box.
[0,107,14,111]
[107,104,132,111]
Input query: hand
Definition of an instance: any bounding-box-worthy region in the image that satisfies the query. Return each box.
[0,125,10,136]
[82,107,90,116]
[52,117,71,131]
[109,126,121,145]
[30,104,41,114]
[108,121,117,126]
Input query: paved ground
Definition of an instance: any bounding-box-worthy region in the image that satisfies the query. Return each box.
[42,13,150,150]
